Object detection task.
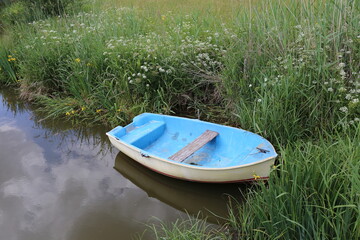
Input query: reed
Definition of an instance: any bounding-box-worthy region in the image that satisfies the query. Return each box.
[228,127,360,239]
[146,215,226,240]
[0,0,357,134]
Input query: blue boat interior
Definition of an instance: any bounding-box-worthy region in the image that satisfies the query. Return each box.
[107,113,277,168]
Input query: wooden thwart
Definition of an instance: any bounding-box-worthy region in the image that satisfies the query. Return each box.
[169,130,219,162]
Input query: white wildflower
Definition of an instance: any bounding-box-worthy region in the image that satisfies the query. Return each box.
[327,88,334,92]
[338,62,345,68]
[339,106,348,113]
[339,87,346,92]
[345,94,352,100]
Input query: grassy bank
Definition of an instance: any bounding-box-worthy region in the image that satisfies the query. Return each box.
[0,0,359,239]
[1,0,358,137]
[228,130,360,239]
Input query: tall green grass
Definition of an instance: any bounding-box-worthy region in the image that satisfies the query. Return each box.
[228,128,360,239]
[1,5,233,124]
[0,0,358,136]
[147,215,226,240]
[222,0,359,142]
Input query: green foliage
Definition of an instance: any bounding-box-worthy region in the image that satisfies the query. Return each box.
[222,0,359,143]
[0,49,18,84]
[228,128,360,240]
[0,1,28,25]
[27,0,82,16]
[1,0,358,133]
[0,0,83,26]
[2,8,231,124]
[147,215,226,240]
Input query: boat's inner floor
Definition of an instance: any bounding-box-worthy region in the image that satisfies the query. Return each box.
[145,137,220,167]
[142,130,263,168]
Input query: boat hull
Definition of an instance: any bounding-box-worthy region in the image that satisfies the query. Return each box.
[108,135,275,183]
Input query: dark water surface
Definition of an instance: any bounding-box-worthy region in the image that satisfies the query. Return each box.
[0,89,244,240]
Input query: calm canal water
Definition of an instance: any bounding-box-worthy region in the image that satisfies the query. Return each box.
[0,89,244,240]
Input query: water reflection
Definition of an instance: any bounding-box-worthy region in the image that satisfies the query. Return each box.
[0,89,184,240]
[114,152,245,224]
[0,88,246,240]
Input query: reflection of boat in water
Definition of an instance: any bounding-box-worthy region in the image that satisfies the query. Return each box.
[114,151,246,223]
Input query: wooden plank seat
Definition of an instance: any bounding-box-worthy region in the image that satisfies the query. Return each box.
[169,130,219,162]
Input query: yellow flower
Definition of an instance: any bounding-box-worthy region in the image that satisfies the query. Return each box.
[66,112,71,116]
[81,107,86,111]
[75,58,81,63]
[252,174,261,180]
[116,108,121,112]
[96,109,102,113]
[71,110,76,114]
[161,15,166,21]
[86,63,92,66]
[8,55,12,58]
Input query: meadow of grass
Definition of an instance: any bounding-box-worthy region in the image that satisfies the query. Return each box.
[0,0,359,239]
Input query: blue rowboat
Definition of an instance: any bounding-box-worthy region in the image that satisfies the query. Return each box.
[107,113,277,183]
